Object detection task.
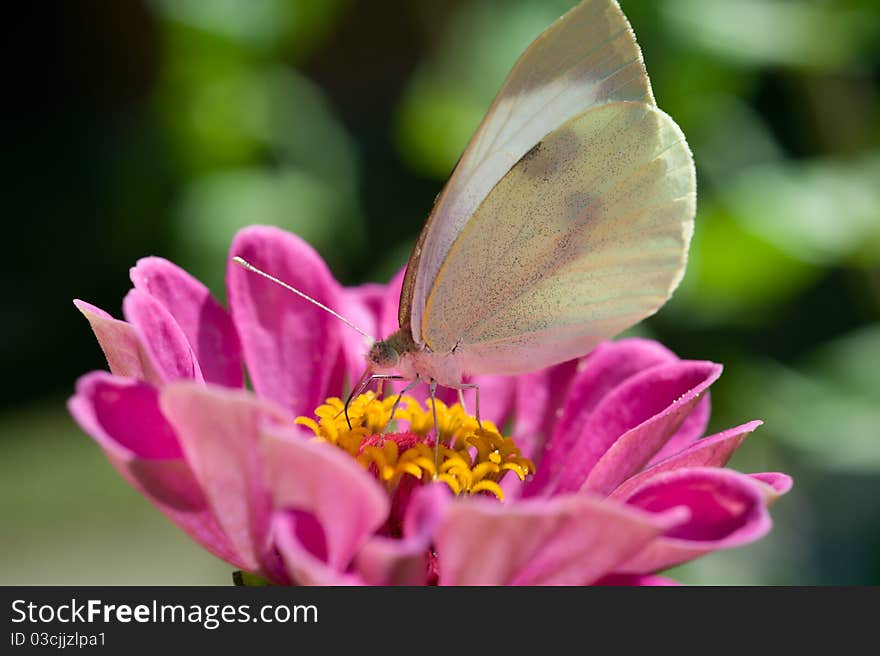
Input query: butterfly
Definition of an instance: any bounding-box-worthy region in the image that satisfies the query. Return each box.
[236,0,695,425]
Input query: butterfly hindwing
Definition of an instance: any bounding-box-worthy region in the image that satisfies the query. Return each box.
[421,101,695,375]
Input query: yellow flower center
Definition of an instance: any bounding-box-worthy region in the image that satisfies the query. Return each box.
[295,392,535,502]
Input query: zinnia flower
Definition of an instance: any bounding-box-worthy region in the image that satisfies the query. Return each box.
[69,225,791,585]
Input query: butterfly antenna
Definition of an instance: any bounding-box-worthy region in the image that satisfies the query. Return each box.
[232,256,375,341]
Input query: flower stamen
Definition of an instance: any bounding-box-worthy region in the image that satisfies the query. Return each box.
[297,393,535,502]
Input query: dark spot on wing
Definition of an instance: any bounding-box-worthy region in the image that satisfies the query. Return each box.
[519,141,543,165]
[519,141,560,182]
[566,191,596,218]
[517,128,583,183]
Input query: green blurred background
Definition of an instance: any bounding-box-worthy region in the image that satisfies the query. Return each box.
[2,0,879,585]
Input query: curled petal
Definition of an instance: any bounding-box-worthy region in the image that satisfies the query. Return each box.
[123,289,203,383]
[526,339,678,493]
[68,372,242,568]
[74,300,159,383]
[69,371,181,459]
[262,423,389,575]
[551,339,679,447]
[272,512,363,586]
[749,472,794,505]
[618,467,773,574]
[549,361,723,496]
[130,257,243,388]
[647,394,711,466]
[609,421,762,501]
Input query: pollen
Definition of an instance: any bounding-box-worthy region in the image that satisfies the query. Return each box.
[295,392,535,502]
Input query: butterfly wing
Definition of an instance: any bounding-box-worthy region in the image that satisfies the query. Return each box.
[421,101,696,375]
[400,0,655,342]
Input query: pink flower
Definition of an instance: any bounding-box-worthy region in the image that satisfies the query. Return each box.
[69,225,791,585]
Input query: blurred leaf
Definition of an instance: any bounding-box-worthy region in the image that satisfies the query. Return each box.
[725,155,880,266]
[689,96,786,184]
[396,80,487,179]
[152,0,347,56]
[155,0,295,49]
[255,68,360,191]
[367,239,414,287]
[661,0,880,71]
[728,325,880,471]
[164,64,365,293]
[159,61,266,173]
[804,324,880,401]
[155,8,355,176]
[0,403,229,584]
[671,203,820,324]
[173,167,366,294]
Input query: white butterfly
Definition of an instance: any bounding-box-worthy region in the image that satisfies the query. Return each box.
[237,0,695,420]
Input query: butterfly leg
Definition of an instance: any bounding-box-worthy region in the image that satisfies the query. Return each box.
[342,372,406,429]
[384,376,422,432]
[429,379,441,477]
[450,381,483,430]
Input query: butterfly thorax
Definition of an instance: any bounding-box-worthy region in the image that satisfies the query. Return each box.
[368,328,464,385]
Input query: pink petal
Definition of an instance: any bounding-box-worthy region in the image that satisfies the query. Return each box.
[435,494,687,585]
[550,339,680,447]
[552,361,723,496]
[609,421,762,501]
[648,393,711,466]
[339,277,404,389]
[272,512,363,586]
[73,300,159,383]
[123,289,203,383]
[525,339,678,494]
[227,226,348,417]
[130,257,243,388]
[618,467,772,574]
[68,372,243,568]
[355,537,427,586]
[159,382,290,574]
[356,484,450,586]
[512,359,581,462]
[261,424,389,574]
[343,282,385,337]
[70,371,181,459]
[749,472,794,504]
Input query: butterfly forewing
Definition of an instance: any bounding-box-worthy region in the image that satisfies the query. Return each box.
[420,101,695,376]
[401,0,655,342]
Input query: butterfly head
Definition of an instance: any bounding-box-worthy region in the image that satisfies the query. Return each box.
[367,329,420,374]
[367,340,399,371]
